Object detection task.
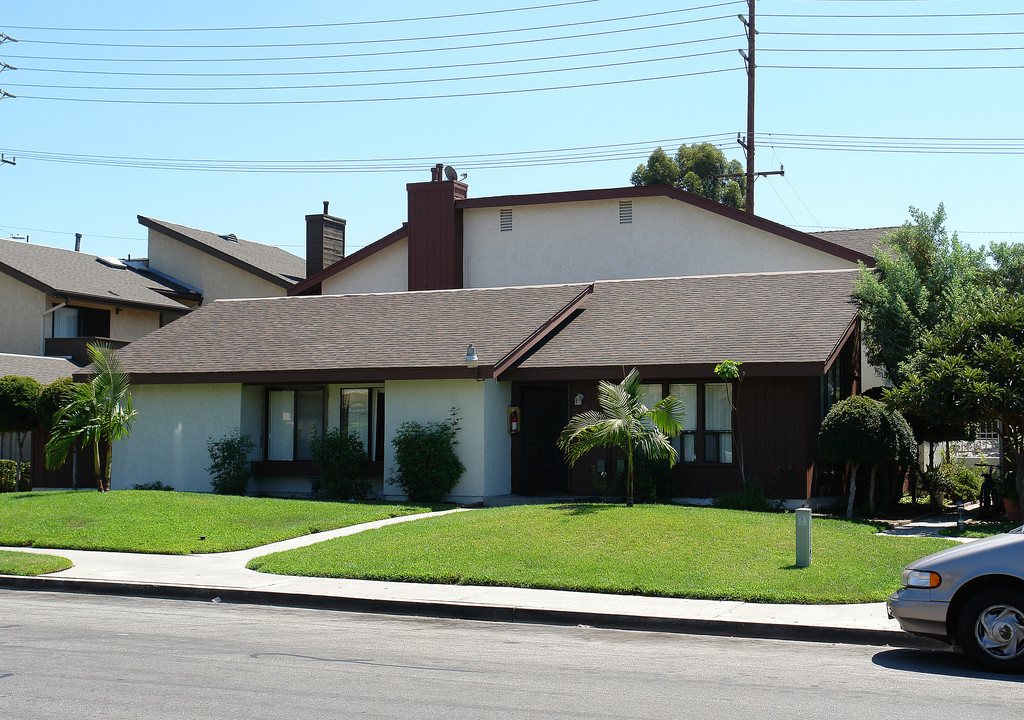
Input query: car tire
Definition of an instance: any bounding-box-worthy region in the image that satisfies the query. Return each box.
[957,588,1024,673]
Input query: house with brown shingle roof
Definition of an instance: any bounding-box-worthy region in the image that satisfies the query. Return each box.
[108,268,862,504]
[0,237,201,365]
[91,166,886,504]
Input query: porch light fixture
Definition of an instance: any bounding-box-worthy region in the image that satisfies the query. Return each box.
[574,393,584,406]
[465,344,479,369]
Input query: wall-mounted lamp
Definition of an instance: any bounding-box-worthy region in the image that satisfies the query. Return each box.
[574,393,584,406]
[465,344,479,369]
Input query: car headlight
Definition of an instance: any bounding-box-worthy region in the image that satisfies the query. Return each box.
[901,569,941,589]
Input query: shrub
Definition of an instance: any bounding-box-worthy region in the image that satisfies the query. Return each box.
[0,460,31,492]
[132,481,175,491]
[925,462,983,504]
[206,430,255,495]
[390,407,465,502]
[713,478,777,512]
[36,377,77,431]
[311,429,370,500]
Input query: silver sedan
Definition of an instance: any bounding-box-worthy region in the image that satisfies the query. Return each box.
[888,527,1024,673]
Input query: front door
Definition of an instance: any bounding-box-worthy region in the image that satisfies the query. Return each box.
[520,384,570,494]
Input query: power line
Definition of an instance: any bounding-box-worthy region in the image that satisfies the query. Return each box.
[4,17,737,65]
[12,9,733,49]
[11,66,742,105]
[1,1,615,32]
[12,36,741,78]
[3,49,737,93]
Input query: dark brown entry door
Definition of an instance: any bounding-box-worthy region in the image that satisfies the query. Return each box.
[521,384,569,494]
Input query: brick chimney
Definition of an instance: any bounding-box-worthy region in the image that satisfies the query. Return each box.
[406,163,468,291]
[305,201,346,279]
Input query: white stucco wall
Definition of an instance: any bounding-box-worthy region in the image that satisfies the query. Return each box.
[462,197,856,288]
[382,378,512,502]
[0,274,46,355]
[148,230,288,302]
[321,237,408,295]
[112,383,244,492]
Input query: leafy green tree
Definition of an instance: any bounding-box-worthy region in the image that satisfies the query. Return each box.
[558,368,685,507]
[853,204,986,386]
[631,142,746,209]
[36,376,77,431]
[985,241,1024,296]
[888,295,1024,505]
[819,395,915,518]
[0,375,42,492]
[45,344,137,492]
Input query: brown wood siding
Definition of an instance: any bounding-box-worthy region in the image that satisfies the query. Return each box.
[407,180,466,291]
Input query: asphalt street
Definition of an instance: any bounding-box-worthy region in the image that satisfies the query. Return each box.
[1,591,1019,719]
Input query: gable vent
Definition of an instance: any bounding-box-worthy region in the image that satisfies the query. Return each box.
[499,208,513,232]
[618,200,633,225]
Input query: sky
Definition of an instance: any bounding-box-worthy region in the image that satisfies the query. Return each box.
[0,0,1021,261]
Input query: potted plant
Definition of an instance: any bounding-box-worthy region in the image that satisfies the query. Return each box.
[999,469,1021,522]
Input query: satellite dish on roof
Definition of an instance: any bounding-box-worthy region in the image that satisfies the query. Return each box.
[444,165,458,182]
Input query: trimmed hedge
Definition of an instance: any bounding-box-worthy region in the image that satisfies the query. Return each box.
[0,459,31,492]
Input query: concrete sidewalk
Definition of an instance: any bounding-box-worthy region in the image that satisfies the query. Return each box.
[0,509,954,650]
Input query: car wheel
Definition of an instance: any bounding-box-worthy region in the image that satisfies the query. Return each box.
[957,588,1024,673]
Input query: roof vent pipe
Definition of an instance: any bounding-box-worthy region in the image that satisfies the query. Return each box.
[74,233,82,252]
[323,201,329,215]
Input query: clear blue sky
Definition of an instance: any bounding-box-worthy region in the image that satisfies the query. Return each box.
[1,0,1021,260]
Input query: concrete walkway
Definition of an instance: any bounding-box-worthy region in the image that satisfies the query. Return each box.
[0,509,963,649]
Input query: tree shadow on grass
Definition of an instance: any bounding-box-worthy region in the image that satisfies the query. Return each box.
[548,503,619,516]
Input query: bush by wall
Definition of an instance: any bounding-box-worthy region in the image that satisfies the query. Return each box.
[311,429,370,500]
[390,408,465,502]
[0,460,31,492]
[206,430,255,495]
[930,461,983,504]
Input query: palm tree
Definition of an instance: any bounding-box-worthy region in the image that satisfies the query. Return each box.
[46,344,137,492]
[558,368,686,506]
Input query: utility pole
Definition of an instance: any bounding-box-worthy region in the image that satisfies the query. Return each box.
[738,1,757,214]
[0,33,17,168]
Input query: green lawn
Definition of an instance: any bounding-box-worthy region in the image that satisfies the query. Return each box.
[0,491,440,555]
[0,549,72,576]
[941,521,1021,538]
[247,504,956,604]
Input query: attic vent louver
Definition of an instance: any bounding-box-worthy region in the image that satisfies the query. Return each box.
[618,200,633,225]
[499,208,512,232]
[96,256,126,268]
[220,233,238,242]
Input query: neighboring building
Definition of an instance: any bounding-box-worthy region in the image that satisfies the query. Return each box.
[0,238,201,365]
[138,216,307,303]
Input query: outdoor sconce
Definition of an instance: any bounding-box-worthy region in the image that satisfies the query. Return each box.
[574,393,584,406]
[465,344,479,369]
[508,407,520,434]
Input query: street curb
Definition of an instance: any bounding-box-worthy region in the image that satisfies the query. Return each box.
[0,575,947,651]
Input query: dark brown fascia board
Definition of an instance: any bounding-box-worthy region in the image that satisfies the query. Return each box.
[822,312,861,375]
[502,361,832,383]
[138,215,294,289]
[492,284,593,380]
[119,364,490,385]
[457,185,875,267]
[52,291,190,316]
[289,224,409,296]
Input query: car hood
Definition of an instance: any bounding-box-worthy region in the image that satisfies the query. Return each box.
[906,530,1024,572]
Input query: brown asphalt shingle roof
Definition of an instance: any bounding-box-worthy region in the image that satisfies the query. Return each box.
[0,353,80,384]
[114,284,590,379]
[518,270,860,372]
[810,228,896,262]
[138,216,305,286]
[114,269,860,382]
[0,239,198,312]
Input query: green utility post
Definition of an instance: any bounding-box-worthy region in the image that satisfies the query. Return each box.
[795,507,812,567]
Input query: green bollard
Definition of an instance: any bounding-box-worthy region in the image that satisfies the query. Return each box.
[795,507,812,567]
